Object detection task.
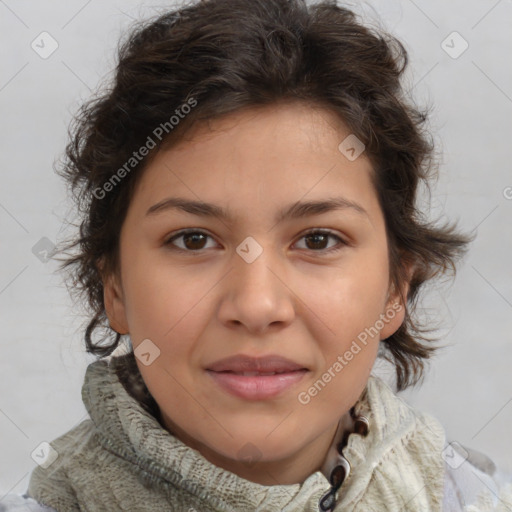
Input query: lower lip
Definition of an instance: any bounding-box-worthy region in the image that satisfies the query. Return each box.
[206,370,308,400]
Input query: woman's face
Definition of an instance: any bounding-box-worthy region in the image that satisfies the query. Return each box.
[103,101,408,485]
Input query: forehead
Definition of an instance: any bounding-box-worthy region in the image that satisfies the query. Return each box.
[126,101,381,227]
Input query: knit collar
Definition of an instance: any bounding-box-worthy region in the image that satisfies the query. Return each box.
[81,352,446,511]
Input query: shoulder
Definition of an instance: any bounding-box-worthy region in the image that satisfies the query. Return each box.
[29,417,97,480]
[442,441,512,511]
[0,493,57,512]
[27,419,98,510]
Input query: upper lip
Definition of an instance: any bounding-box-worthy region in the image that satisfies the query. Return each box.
[206,354,308,373]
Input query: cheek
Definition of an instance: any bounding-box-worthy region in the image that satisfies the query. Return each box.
[297,255,388,380]
[306,258,389,330]
[300,277,383,409]
[121,251,206,339]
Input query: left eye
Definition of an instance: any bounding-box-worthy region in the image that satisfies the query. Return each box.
[164,229,347,253]
[294,230,347,252]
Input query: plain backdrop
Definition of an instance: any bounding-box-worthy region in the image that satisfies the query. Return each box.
[1,0,511,497]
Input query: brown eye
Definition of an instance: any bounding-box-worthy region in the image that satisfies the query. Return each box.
[182,232,207,250]
[165,230,217,252]
[295,230,347,253]
[164,229,347,254]
[305,233,329,250]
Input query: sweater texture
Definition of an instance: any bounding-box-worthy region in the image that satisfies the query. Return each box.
[24,351,512,511]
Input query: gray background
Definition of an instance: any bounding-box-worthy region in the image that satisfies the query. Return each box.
[1,0,511,496]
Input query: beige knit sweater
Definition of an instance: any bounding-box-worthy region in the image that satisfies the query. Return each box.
[25,353,512,512]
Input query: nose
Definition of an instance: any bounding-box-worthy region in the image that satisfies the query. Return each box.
[217,248,295,334]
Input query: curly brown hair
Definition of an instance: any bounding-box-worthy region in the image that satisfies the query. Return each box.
[54,0,476,392]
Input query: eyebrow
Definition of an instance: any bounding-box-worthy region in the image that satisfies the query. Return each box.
[145,196,370,224]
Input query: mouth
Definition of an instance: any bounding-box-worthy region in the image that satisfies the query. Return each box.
[205,354,308,373]
[213,370,303,376]
[205,369,309,400]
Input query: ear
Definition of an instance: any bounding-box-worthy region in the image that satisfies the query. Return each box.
[379,260,414,341]
[99,260,129,335]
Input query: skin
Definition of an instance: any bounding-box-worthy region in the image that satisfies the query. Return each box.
[102,100,411,486]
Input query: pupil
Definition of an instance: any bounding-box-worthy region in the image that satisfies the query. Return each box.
[307,234,326,249]
[185,233,205,250]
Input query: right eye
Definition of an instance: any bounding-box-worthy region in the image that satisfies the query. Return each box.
[164,229,219,252]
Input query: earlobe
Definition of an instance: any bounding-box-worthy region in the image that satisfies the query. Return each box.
[380,261,414,341]
[379,299,406,341]
[103,272,129,335]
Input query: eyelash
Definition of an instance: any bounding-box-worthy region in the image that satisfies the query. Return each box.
[163,229,348,254]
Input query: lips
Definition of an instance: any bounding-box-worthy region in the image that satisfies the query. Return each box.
[206,354,308,373]
[219,371,291,376]
[205,354,309,400]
